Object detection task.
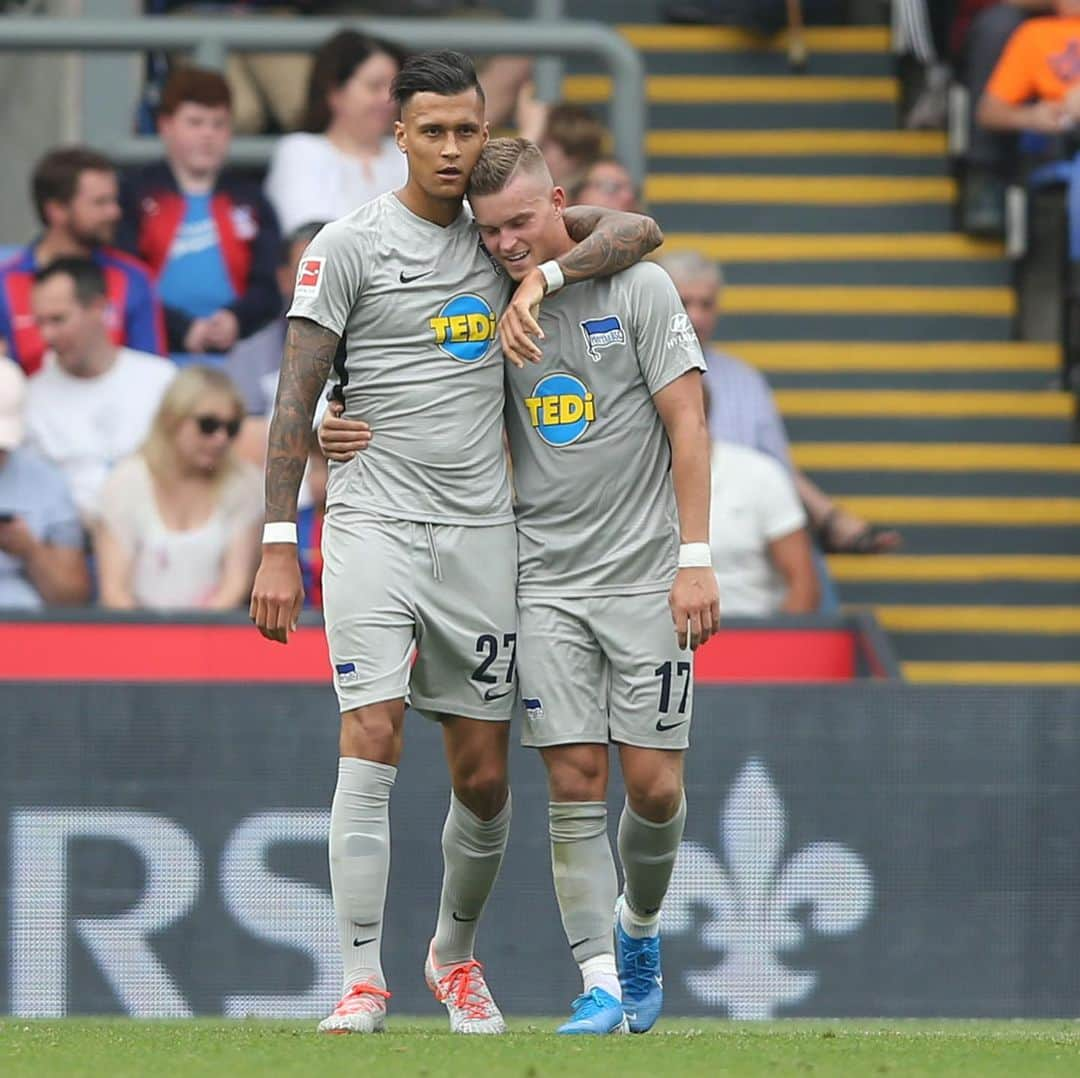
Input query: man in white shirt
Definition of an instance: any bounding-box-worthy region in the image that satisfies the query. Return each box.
[26,257,176,522]
[709,440,819,617]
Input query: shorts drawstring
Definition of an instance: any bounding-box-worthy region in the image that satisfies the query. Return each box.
[424,522,443,581]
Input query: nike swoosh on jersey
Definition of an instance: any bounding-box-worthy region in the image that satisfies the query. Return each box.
[399,270,433,283]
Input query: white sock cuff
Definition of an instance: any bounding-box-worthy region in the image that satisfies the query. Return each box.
[623,792,686,829]
[338,756,397,792]
[450,788,512,832]
[549,801,607,843]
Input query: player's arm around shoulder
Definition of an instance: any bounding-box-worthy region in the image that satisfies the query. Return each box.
[498,206,663,368]
[653,369,720,652]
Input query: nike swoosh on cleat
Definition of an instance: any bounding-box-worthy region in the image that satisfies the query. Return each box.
[655,718,687,732]
[452,912,477,923]
[353,937,376,947]
[399,270,433,283]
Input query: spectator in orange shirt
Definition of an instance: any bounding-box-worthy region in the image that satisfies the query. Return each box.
[978,1,1080,134]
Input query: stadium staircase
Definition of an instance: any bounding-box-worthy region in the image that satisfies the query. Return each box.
[564,18,1080,685]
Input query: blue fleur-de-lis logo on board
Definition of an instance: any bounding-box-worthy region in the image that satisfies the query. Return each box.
[661,758,874,1018]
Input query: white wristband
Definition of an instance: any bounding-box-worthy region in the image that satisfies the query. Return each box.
[538,259,565,295]
[263,521,298,545]
[678,542,712,568]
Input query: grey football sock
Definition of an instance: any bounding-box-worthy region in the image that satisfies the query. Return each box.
[549,801,618,966]
[329,757,396,992]
[431,790,512,966]
[617,793,686,936]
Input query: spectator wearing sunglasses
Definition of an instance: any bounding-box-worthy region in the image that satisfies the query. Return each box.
[24,257,176,525]
[94,365,262,610]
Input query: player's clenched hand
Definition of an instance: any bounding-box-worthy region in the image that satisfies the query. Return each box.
[318,400,372,462]
[669,567,721,651]
[499,268,546,368]
[250,548,305,644]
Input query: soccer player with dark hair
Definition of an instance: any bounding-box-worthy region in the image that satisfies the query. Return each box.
[249,50,663,1036]
[0,146,165,374]
[323,136,717,1036]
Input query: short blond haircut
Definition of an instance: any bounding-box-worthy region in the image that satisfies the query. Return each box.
[468,136,552,197]
[142,365,246,484]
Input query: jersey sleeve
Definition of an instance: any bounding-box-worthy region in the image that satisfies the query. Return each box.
[986,22,1039,105]
[285,221,364,337]
[625,262,707,397]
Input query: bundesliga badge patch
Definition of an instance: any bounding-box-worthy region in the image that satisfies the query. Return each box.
[579,315,625,362]
[294,257,325,298]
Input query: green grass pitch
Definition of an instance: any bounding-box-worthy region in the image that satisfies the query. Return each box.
[4,1019,1080,1077]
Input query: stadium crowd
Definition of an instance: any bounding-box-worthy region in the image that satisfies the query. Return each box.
[0,17,905,618]
[896,0,1080,235]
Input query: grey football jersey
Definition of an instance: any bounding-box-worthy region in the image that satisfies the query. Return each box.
[288,193,514,525]
[504,261,706,596]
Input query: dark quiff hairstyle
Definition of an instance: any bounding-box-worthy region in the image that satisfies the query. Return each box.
[391,49,485,110]
[158,66,232,116]
[302,30,405,133]
[31,146,115,226]
[33,257,108,304]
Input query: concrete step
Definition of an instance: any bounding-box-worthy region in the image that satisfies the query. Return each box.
[655,201,954,232]
[719,314,1013,342]
[877,525,1080,555]
[726,261,1010,288]
[732,342,1054,372]
[892,632,1080,664]
[794,443,1080,471]
[807,470,1080,497]
[776,388,1070,417]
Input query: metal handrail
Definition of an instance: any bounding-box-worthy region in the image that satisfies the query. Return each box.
[0,15,646,183]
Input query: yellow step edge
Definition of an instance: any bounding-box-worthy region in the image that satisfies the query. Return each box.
[838,497,1080,525]
[726,288,1014,316]
[619,25,891,52]
[829,555,1080,582]
[904,662,1080,685]
[666,234,1001,261]
[564,74,898,104]
[776,390,1064,415]
[648,130,946,156]
[729,342,1055,371]
[878,606,1080,633]
[647,175,955,204]
[793,444,1080,471]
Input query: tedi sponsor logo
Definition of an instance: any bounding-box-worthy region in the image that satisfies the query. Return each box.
[661,758,873,1018]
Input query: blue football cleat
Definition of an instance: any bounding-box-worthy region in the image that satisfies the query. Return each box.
[556,988,629,1035]
[614,895,663,1033]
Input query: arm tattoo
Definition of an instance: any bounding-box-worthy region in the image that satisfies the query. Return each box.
[265,317,339,522]
[559,206,664,284]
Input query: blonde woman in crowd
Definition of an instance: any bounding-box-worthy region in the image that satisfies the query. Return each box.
[94,365,262,610]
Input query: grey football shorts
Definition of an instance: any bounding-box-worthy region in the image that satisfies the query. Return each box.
[321,506,518,720]
[517,590,693,750]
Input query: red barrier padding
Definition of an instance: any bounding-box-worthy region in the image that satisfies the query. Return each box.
[0,622,857,683]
